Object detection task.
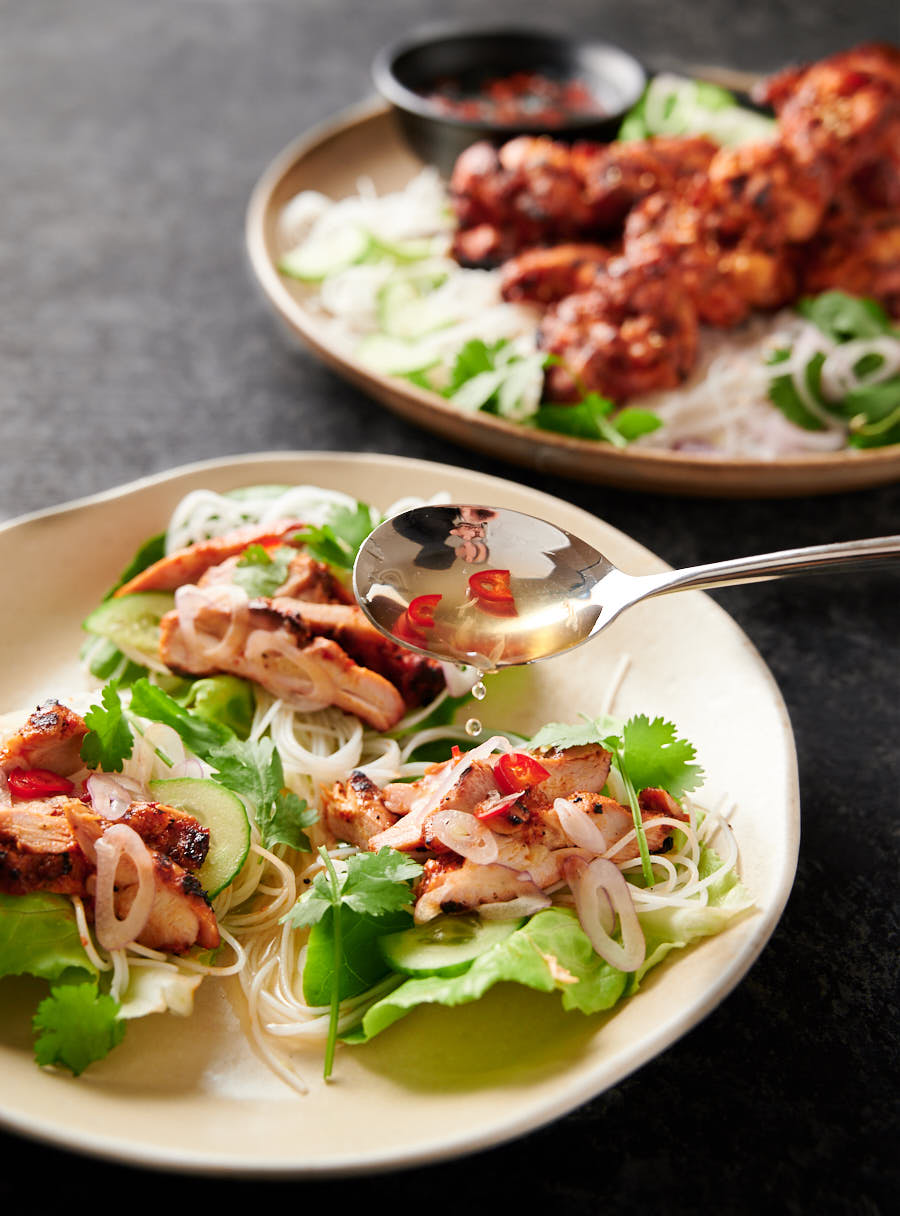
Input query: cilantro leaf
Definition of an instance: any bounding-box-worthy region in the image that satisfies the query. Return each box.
[32,982,125,1075]
[616,715,705,799]
[298,502,378,570]
[529,716,617,751]
[80,681,134,772]
[128,678,230,757]
[206,735,316,853]
[232,544,295,598]
[340,848,424,916]
[259,788,317,853]
[798,291,895,342]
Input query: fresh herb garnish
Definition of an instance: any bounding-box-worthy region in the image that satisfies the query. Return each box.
[297,502,379,570]
[205,735,316,852]
[533,394,661,446]
[32,982,125,1075]
[232,544,295,598]
[286,847,423,1077]
[80,680,134,772]
[767,291,900,447]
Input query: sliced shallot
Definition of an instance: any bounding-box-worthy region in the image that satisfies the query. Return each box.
[564,855,646,973]
[428,809,499,865]
[86,773,143,820]
[554,796,610,854]
[93,824,156,951]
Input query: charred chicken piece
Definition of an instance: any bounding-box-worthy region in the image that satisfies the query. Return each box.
[0,701,88,777]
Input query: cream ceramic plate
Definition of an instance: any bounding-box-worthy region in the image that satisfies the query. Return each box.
[0,452,799,1174]
[245,101,900,498]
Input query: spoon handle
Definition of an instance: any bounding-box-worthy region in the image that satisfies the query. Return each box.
[640,534,900,598]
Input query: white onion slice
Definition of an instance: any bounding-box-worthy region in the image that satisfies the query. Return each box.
[86,773,142,820]
[564,856,646,973]
[93,824,156,951]
[554,796,610,854]
[428,809,499,865]
[0,770,10,808]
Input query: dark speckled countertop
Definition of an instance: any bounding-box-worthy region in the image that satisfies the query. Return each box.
[1,2,898,1212]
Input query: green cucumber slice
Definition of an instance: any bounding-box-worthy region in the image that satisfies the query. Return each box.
[82,592,175,664]
[369,234,446,263]
[149,776,251,898]
[378,913,525,978]
[278,225,371,282]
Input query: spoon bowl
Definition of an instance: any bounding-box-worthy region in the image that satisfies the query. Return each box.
[353,504,900,671]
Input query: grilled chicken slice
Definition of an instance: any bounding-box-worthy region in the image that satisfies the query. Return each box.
[113,518,305,596]
[0,701,88,776]
[64,801,219,954]
[0,795,218,954]
[197,549,354,604]
[415,855,548,922]
[159,586,406,730]
[116,801,210,871]
[267,599,444,709]
[114,852,219,953]
[0,796,93,895]
[522,743,612,804]
[321,771,398,849]
[368,759,499,852]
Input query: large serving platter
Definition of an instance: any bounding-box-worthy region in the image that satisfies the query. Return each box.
[245,101,900,497]
[0,452,798,1174]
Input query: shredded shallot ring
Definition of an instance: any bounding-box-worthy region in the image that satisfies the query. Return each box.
[564,855,646,972]
[94,824,156,951]
[428,809,499,865]
[554,796,610,854]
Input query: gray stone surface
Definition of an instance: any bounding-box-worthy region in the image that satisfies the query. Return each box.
[1,2,898,1210]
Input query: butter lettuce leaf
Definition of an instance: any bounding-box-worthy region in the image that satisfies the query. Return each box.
[0,892,96,984]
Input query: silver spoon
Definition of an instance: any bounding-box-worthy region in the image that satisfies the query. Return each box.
[353,504,900,670]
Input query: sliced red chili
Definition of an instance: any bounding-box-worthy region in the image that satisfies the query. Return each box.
[407,593,442,629]
[494,752,551,796]
[7,768,75,799]
[393,611,428,647]
[468,569,514,603]
[474,791,523,821]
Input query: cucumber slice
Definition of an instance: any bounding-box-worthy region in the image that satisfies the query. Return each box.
[82,592,175,665]
[369,234,446,263]
[378,913,525,978]
[278,224,371,282]
[356,333,442,376]
[149,776,250,898]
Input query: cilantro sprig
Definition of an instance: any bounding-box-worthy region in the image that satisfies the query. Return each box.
[297,502,379,570]
[286,847,423,1077]
[32,982,125,1075]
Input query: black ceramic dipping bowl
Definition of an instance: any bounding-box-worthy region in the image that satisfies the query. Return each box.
[372,27,647,176]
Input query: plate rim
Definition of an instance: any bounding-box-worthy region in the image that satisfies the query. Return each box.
[244,100,900,497]
[0,451,801,1175]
